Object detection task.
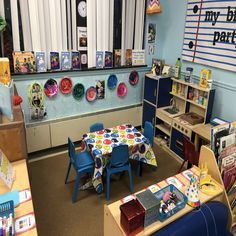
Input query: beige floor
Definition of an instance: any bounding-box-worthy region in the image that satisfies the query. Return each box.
[28,144,182,236]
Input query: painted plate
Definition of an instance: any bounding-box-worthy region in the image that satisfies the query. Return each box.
[44,78,58,97]
[117,82,127,97]
[59,77,73,94]
[129,70,139,85]
[86,86,97,102]
[73,83,85,100]
[107,74,118,90]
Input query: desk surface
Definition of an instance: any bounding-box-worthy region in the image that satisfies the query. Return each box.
[0,160,37,236]
[192,123,212,141]
[104,166,223,236]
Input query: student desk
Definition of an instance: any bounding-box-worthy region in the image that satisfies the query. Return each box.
[104,166,224,236]
[192,123,212,151]
[0,160,37,236]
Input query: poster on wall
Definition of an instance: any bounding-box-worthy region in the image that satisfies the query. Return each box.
[182,0,236,72]
[148,23,156,43]
[96,80,105,99]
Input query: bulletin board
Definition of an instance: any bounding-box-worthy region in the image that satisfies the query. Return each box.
[182,0,236,72]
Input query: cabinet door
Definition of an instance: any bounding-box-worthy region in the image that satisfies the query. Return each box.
[26,124,51,153]
[142,101,156,128]
[157,77,172,108]
[170,128,185,159]
[143,76,158,105]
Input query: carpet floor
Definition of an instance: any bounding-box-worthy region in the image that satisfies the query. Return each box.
[28,144,182,236]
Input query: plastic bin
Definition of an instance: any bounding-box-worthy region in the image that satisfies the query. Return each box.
[154,184,187,222]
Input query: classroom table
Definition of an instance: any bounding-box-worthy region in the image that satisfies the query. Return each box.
[82,124,157,193]
[104,166,224,236]
[0,159,37,236]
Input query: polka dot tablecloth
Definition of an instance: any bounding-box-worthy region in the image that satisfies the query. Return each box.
[82,124,157,193]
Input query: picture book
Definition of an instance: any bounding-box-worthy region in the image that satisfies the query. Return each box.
[13,51,36,73]
[0,149,15,189]
[35,52,46,72]
[104,51,113,68]
[0,58,11,86]
[50,52,60,70]
[96,51,104,68]
[0,201,14,236]
[125,49,132,66]
[61,51,71,70]
[223,166,236,192]
[71,51,81,70]
[132,50,145,66]
[114,49,121,67]
[77,27,87,50]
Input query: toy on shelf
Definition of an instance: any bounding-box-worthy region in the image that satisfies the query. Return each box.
[151,64,157,76]
[185,175,201,208]
[199,69,212,88]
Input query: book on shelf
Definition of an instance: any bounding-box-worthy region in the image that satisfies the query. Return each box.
[132,50,145,66]
[61,51,71,70]
[0,201,14,235]
[13,51,36,73]
[0,149,15,189]
[50,52,60,70]
[80,50,87,69]
[71,51,81,70]
[222,166,236,193]
[96,51,104,68]
[35,52,46,72]
[114,49,121,67]
[0,58,11,86]
[104,51,113,68]
[125,49,132,66]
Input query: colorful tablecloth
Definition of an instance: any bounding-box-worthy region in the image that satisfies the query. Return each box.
[82,124,157,193]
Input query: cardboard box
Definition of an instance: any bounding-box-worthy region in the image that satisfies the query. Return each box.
[136,190,160,227]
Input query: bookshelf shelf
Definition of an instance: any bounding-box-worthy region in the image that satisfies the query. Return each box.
[155,124,171,136]
[186,99,207,109]
[169,92,186,100]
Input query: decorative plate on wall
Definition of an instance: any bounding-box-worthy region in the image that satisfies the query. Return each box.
[117,82,127,97]
[129,70,139,86]
[86,86,97,102]
[44,78,58,97]
[73,83,85,100]
[107,74,118,90]
[59,77,73,94]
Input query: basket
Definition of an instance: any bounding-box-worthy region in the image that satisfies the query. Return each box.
[154,184,187,222]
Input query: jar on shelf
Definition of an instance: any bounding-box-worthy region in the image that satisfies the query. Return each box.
[185,67,193,83]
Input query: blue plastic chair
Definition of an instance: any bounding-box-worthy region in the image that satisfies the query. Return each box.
[65,137,94,203]
[106,145,133,200]
[90,123,104,132]
[137,121,154,176]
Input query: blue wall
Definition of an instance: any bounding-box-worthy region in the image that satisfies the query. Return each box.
[14,68,147,124]
[146,0,236,122]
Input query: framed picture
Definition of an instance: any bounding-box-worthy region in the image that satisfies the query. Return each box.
[162,64,171,75]
[152,58,165,75]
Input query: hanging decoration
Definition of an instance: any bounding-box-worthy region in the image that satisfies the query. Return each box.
[96,80,105,99]
[107,74,118,90]
[28,81,46,120]
[129,70,139,86]
[59,77,73,95]
[117,82,127,97]
[73,83,85,100]
[146,0,161,14]
[86,86,97,102]
[44,78,58,97]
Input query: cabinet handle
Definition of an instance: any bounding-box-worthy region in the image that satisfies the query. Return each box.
[154,89,157,97]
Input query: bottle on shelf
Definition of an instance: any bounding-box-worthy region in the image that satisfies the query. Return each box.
[175,58,182,80]
[185,67,193,83]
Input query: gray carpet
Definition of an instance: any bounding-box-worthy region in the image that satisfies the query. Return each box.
[28,144,181,236]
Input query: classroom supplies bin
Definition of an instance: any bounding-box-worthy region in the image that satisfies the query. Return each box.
[120,199,145,234]
[136,189,160,227]
[154,184,187,222]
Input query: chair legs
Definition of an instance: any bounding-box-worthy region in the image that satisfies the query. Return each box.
[72,173,81,203]
[136,162,143,176]
[65,162,72,184]
[106,172,111,201]
[128,169,133,193]
[178,160,187,173]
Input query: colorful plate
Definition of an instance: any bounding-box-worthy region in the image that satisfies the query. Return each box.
[44,78,58,97]
[107,74,118,90]
[86,86,97,102]
[73,83,85,100]
[59,77,73,94]
[117,82,127,97]
[129,70,139,85]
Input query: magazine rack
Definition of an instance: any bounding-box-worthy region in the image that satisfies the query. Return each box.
[198,145,236,229]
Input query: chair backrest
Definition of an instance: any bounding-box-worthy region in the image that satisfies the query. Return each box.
[90,123,104,132]
[183,136,199,166]
[68,137,77,167]
[144,121,154,146]
[110,145,129,168]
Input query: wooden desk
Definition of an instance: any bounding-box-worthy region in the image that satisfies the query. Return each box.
[0,160,37,236]
[104,166,224,236]
[193,123,212,151]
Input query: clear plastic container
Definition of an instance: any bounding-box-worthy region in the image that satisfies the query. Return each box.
[185,67,193,83]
